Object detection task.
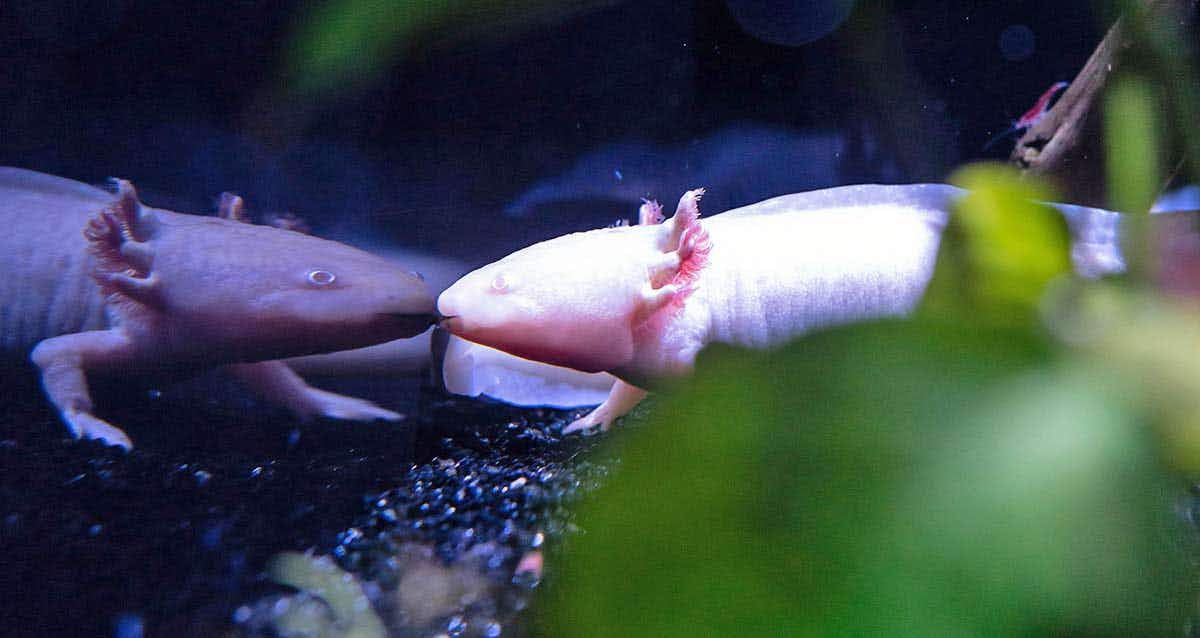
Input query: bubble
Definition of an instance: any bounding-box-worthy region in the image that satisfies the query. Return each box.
[999,24,1036,61]
[725,0,858,47]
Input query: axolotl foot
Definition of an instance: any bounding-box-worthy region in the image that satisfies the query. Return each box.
[293,387,404,422]
[62,410,134,450]
[226,361,404,423]
[562,409,610,435]
[562,379,647,435]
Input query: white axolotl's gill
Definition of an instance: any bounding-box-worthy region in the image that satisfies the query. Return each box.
[438,183,1134,433]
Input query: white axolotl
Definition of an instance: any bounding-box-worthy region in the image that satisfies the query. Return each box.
[438,184,1127,433]
[1,168,436,449]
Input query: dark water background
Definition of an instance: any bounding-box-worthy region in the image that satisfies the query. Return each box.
[0,0,1100,263]
[0,1,1115,636]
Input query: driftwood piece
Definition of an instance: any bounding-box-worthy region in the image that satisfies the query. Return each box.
[1009,0,1193,207]
[1008,20,1125,207]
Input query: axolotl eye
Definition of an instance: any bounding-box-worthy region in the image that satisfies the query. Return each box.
[491,273,516,293]
[489,273,523,295]
[306,269,337,287]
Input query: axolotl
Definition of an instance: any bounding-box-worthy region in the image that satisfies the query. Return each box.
[437,184,1127,432]
[1,168,435,449]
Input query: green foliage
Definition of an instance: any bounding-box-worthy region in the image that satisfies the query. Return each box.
[921,164,1071,325]
[537,321,1192,636]
[1104,75,1163,216]
[267,551,387,638]
[1111,0,1200,189]
[285,0,615,94]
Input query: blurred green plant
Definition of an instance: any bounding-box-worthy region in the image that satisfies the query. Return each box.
[921,164,1070,325]
[536,153,1200,634]
[285,0,617,95]
[1111,0,1200,190]
[536,317,1193,636]
[268,551,387,638]
[1105,75,1163,216]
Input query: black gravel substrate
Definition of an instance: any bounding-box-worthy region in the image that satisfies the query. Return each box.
[0,362,614,637]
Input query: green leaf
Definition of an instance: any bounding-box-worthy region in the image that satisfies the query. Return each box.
[268,551,387,638]
[536,321,1193,637]
[284,0,617,94]
[1104,73,1162,215]
[920,164,1072,326]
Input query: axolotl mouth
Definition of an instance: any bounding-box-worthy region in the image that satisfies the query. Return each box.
[437,314,462,332]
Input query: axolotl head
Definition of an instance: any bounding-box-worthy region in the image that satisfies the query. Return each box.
[207,227,436,356]
[89,184,436,361]
[437,191,711,374]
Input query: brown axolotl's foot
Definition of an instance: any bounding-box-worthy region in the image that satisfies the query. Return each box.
[31,329,139,450]
[60,411,134,449]
[226,360,404,423]
[563,379,647,435]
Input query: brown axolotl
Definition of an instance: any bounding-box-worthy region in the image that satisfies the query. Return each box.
[1,167,435,449]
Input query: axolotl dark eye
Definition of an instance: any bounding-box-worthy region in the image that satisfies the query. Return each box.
[306,269,337,287]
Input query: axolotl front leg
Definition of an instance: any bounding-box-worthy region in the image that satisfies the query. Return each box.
[562,379,647,434]
[31,329,141,448]
[563,193,710,434]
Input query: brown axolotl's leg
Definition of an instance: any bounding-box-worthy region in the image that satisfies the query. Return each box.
[30,329,139,449]
[225,360,403,422]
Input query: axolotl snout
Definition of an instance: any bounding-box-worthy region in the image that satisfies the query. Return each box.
[2,168,435,448]
[438,184,1128,433]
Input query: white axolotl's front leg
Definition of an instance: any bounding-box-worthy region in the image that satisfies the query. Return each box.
[562,379,647,434]
[564,190,712,433]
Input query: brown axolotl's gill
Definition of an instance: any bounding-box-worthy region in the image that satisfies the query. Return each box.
[1,167,435,449]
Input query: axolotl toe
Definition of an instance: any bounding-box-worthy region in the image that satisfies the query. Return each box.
[1,167,435,449]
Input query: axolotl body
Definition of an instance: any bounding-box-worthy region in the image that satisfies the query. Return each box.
[1,168,435,448]
[438,184,1126,432]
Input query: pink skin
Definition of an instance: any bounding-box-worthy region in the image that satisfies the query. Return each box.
[3,169,434,448]
[438,189,709,433]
